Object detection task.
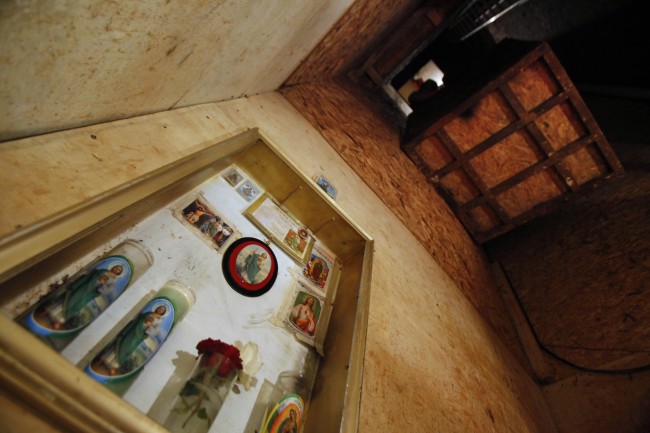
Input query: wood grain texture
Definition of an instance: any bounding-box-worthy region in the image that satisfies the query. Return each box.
[0,0,354,141]
[402,42,622,243]
[284,0,425,85]
[281,78,532,372]
[507,60,560,111]
[543,369,650,433]
[486,141,650,374]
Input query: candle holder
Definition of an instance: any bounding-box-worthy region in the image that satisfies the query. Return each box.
[259,370,310,433]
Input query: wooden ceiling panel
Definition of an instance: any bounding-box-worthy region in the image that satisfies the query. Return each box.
[403,41,623,243]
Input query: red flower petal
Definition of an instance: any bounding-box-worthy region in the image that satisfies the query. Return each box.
[196,338,243,372]
[217,356,236,377]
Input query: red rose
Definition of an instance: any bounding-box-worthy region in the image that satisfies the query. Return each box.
[196,338,243,376]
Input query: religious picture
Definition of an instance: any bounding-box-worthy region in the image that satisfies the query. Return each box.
[303,253,329,290]
[289,291,322,337]
[260,394,304,433]
[178,194,239,252]
[284,229,307,255]
[222,237,278,297]
[236,245,272,284]
[25,256,132,336]
[301,242,338,295]
[222,166,244,187]
[313,175,337,199]
[85,297,175,381]
[236,180,261,202]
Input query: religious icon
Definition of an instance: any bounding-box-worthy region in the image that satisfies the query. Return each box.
[244,194,314,264]
[289,291,322,338]
[179,195,239,251]
[222,237,278,297]
[303,253,329,290]
[236,180,261,202]
[22,240,153,351]
[313,175,337,200]
[222,166,245,187]
[85,294,176,382]
[284,229,307,255]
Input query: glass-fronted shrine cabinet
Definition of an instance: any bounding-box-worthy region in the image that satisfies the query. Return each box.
[0,129,373,433]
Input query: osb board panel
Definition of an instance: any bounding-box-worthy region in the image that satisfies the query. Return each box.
[535,102,587,150]
[558,145,605,186]
[281,78,533,374]
[507,60,560,111]
[543,370,650,433]
[485,142,650,374]
[496,170,563,218]
[469,129,542,188]
[468,204,500,233]
[283,0,424,85]
[0,0,353,141]
[403,42,622,243]
[414,135,453,171]
[443,91,516,153]
[439,169,480,204]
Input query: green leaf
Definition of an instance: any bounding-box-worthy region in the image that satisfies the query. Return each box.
[197,407,208,420]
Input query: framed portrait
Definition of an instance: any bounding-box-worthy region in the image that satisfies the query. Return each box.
[176,193,240,252]
[222,237,278,297]
[243,193,314,264]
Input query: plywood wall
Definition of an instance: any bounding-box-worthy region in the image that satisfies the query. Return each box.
[0,0,354,141]
[285,0,425,85]
[281,78,532,372]
[0,92,556,433]
[486,141,650,433]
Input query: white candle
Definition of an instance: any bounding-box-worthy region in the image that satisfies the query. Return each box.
[83,280,195,396]
[21,239,154,351]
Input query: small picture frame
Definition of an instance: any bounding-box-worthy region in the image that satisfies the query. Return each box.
[222,237,278,297]
[236,180,261,202]
[222,166,245,187]
[313,175,337,200]
[176,194,240,252]
[243,193,314,264]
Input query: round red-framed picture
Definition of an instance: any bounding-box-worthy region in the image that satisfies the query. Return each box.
[222,237,278,297]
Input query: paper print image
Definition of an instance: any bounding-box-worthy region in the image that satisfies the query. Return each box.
[289,291,322,337]
[222,167,244,187]
[236,180,261,202]
[182,197,235,249]
[284,229,307,255]
[86,298,174,380]
[26,257,132,336]
[235,244,273,285]
[314,175,337,199]
[303,253,330,290]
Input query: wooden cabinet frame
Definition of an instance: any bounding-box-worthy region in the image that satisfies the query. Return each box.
[0,129,373,433]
